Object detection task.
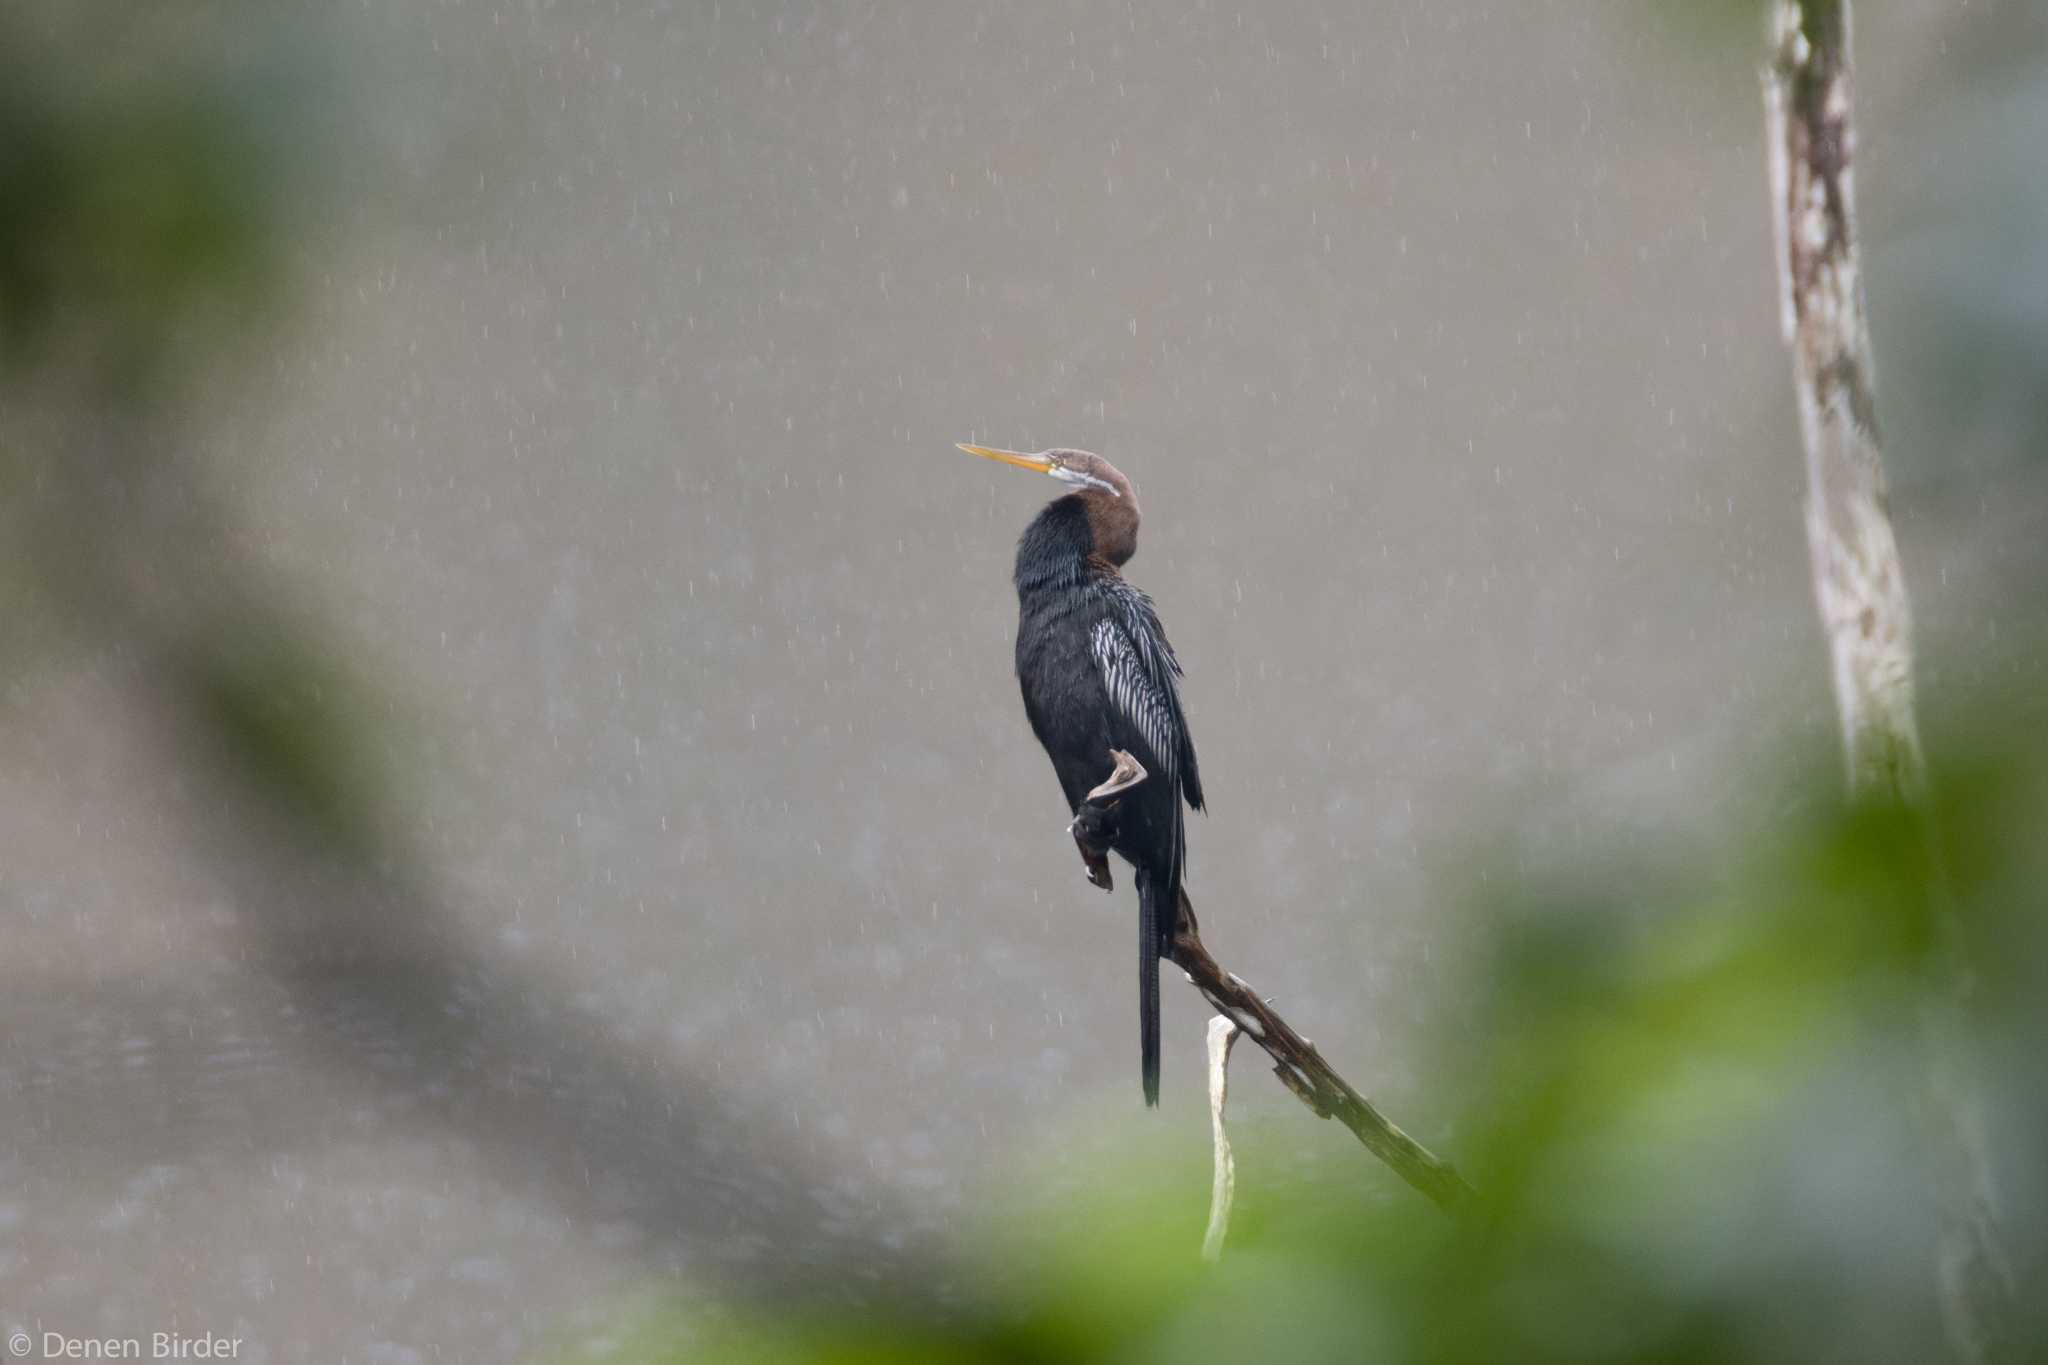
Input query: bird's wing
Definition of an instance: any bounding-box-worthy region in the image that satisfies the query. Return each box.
[1090,582,1204,813]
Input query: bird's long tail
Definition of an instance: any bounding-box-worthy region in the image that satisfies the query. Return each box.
[1137,867,1170,1107]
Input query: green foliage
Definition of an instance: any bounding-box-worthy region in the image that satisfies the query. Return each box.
[0,7,322,395]
[594,730,2047,1364]
[0,75,268,365]
[0,2,388,842]
[182,615,392,856]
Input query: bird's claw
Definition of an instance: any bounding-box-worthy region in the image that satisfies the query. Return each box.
[1069,753,1144,894]
[1080,851,1114,892]
[1070,800,1119,892]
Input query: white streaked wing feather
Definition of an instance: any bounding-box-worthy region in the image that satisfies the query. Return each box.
[1090,617,1179,787]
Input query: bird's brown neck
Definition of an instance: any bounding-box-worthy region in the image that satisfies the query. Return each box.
[1080,487,1139,567]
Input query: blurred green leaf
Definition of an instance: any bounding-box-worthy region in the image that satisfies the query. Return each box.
[183,618,389,855]
[0,3,343,396]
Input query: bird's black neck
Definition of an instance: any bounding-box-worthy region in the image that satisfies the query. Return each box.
[1012,494,1101,597]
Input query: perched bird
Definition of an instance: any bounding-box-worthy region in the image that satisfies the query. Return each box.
[958,443,1204,1106]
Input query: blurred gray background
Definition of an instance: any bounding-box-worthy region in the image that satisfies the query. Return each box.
[5,2,2044,1360]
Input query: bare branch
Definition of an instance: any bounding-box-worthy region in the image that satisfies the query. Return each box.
[1167,915,1474,1215]
[1075,752,1475,1215]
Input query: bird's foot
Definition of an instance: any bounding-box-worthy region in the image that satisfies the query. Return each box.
[1085,749,1148,804]
[1068,750,1147,893]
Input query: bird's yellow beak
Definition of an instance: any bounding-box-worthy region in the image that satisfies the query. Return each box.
[957,443,1054,475]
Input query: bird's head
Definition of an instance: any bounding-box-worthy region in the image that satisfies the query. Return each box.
[956,443,1141,564]
[956,444,1131,499]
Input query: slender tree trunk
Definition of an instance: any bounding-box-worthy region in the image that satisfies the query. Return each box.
[1764,0,1922,798]
[1764,5,2015,1358]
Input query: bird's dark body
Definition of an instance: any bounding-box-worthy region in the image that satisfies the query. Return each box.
[1009,487,1203,1106]
[1013,499,1194,854]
